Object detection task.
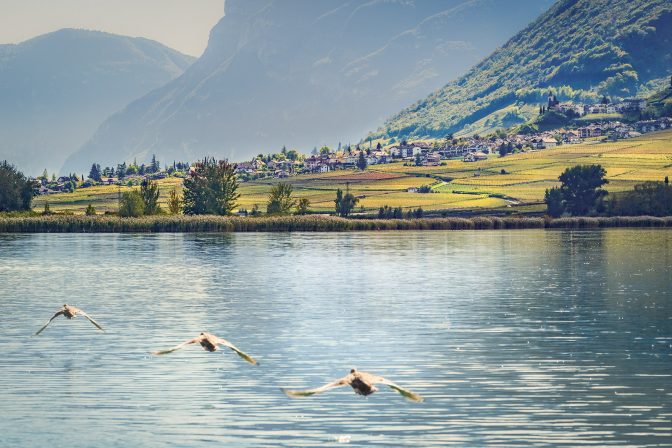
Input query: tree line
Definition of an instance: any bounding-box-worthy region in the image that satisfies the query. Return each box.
[545,165,672,217]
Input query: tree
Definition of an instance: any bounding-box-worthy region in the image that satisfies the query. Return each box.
[266,182,297,215]
[319,146,331,156]
[609,182,672,217]
[286,149,299,161]
[117,162,127,180]
[42,202,51,215]
[183,158,240,215]
[140,179,161,215]
[335,186,358,217]
[558,165,608,215]
[357,151,367,171]
[88,163,102,182]
[498,143,508,157]
[544,187,565,217]
[119,191,145,217]
[296,197,311,215]
[168,187,183,215]
[0,161,34,212]
[415,153,423,166]
[85,204,96,216]
[150,154,160,173]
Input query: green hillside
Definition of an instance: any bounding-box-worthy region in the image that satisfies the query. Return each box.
[373,0,672,140]
[645,83,672,117]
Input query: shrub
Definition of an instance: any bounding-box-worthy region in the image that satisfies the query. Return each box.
[609,182,672,216]
[119,191,145,218]
[296,198,311,215]
[183,158,239,215]
[266,182,297,215]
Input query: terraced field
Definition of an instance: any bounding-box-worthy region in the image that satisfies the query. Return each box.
[34,130,672,214]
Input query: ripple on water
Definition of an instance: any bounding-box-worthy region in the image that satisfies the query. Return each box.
[0,230,670,447]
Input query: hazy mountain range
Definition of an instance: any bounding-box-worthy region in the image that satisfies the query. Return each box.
[374,0,672,140]
[0,29,194,175]
[64,0,554,173]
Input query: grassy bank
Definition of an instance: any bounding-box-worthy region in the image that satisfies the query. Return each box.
[1,215,671,233]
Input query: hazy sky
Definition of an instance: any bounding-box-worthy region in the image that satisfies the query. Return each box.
[0,0,225,56]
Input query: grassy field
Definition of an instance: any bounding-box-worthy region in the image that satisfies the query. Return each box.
[34,130,672,215]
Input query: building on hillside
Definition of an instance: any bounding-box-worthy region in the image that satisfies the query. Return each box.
[464,151,488,162]
[619,98,647,111]
[424,152,441,166]
[547,93,560,110]
[542,137,558,148]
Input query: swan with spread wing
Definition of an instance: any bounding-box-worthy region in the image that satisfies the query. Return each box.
[152,332,258,365]
[282,369,423,402]
[35,304,104,336]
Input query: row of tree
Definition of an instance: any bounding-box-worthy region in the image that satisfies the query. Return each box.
[545,165,671,217]
[87,156,190,182]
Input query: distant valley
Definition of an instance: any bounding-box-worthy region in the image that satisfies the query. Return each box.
[0,29,194,175]
[64,0,554,173]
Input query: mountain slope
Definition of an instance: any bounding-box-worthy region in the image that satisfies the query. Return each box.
[0,29,194,175]
[65,0,554,173]
[374,0,672,140]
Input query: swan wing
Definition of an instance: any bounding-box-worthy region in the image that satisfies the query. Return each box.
[282,376,351,398]
[152,337,200,355]
[217,338,258,365]
[376,376,423,402]
[35,310,65,336]
[77,310,104,332]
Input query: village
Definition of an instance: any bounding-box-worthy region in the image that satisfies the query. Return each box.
[35,95,672,195]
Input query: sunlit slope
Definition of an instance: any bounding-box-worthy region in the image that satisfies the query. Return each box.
[375,0,672,140]
[35,130,672,214]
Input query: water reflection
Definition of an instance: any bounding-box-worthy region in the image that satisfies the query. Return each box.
[0,230,670,447]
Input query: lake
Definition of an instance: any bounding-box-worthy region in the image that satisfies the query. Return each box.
[0,230,670,447]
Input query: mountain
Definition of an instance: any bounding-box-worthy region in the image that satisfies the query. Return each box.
[0,29,194,176]
[65,0,554,173]
[374,0,672,140]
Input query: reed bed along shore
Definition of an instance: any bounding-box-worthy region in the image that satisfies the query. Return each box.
[1,215,671,233]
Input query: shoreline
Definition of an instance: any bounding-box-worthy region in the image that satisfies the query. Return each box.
[1,215,671,233]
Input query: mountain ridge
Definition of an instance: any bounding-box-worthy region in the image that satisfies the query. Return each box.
[65,0,554,173]
[0,29,194,175]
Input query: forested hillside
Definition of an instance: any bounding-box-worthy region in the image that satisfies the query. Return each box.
[374,0,672,140]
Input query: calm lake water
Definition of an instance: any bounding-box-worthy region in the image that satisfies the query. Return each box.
[0,230,670,447]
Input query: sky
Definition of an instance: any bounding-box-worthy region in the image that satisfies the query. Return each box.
[0,0,225,56]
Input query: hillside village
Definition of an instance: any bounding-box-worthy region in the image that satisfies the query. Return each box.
[34,92,672,195]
